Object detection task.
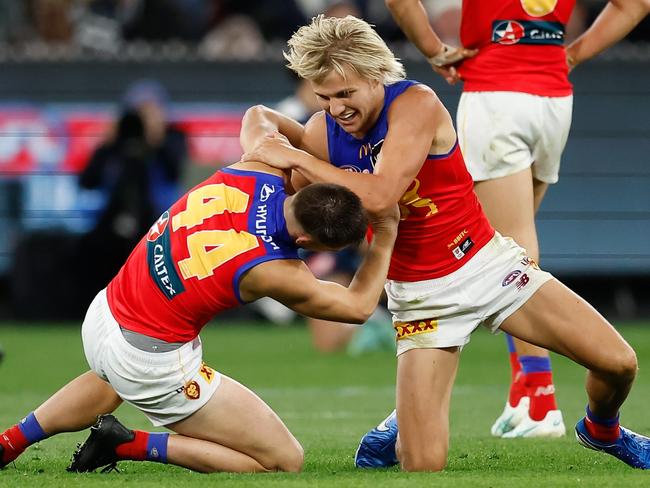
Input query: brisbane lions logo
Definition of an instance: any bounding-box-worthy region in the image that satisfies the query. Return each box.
[147,211,170,242]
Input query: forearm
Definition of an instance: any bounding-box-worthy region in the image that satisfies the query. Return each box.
[240,105,305,153]
[567,0,650,66]
[386,0,444,57]
[347,229,397,320]
[292,155,393,213]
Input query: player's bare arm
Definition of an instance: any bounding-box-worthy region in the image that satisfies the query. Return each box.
[243,87,443,215]
[240,105,307,154]
[240,105,328,191]
[566,0,650,69]
[385,0,477,85]
[239,207,399,323]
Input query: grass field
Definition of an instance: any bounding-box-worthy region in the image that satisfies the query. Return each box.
[1,320,650,487]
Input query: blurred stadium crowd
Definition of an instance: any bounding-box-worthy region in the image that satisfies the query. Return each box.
[1,0,649,60]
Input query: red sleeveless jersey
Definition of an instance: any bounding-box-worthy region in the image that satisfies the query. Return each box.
[326,81,494,281]
[107,168,299,342]
[459,0,575,96]
[389,142,494,281]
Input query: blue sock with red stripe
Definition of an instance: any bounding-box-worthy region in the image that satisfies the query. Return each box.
[1,412,49,464]
[520,355,557,421]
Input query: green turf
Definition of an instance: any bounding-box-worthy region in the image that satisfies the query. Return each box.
[1,321,650,487]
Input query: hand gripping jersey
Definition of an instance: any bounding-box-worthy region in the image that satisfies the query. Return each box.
[459,0,575,96]
[107,168,299,342]
[326,80,494,281]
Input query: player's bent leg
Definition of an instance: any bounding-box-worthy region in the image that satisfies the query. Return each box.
[68,375,304,474]
[396,347,460,472]
[167,375,303,473]
[35,371,123,434]
[499,278,637,412]
[1,371,122,468]
[499,279,649,468]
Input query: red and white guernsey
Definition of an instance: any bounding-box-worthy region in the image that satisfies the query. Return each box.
[326,80,494,281]
[107,168,299,343]
[459,0,575,96]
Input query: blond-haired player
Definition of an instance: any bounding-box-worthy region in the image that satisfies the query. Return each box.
[241,14,650,471]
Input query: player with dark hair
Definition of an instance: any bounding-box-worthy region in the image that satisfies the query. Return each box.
[0,157,398,474]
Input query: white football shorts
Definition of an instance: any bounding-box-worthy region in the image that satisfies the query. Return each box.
[457,91,573,184]
[386,232,554,356]
[82,288,222,426]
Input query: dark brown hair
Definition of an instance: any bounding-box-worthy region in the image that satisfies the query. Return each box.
[294,183,368,248]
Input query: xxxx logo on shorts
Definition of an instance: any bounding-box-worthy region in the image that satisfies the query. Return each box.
[394,319,438,340]
[184,380,201,400]
[199,362,215,384]
[521,0,558,17]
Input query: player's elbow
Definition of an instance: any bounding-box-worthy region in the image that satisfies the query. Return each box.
[364,196,396,216]
[346,301,375,324]
[243,104,272,123]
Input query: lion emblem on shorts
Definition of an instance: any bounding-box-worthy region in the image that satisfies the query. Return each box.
[521,0,558,17]
[184,380,201,400]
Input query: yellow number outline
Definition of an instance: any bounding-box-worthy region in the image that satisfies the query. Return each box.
[173,183,260,280]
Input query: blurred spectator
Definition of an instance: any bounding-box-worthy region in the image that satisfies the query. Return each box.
[199,14,265,59]
[29,0,75,43]
[77,79,187,300]
[0,1,30,43]
[221,0,307,42]
[121,0,215,42]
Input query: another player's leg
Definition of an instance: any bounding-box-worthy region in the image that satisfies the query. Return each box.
[69,375,304,473]
[0,371,122,468]
[475,171,563,437]
[500,279,649,468]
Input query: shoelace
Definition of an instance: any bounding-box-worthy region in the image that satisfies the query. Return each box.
[100,462,120,474]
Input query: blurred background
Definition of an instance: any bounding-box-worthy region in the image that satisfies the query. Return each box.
[0,0,649,324]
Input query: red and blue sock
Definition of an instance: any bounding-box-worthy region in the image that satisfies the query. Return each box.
[520,355,557,421]
[0,412,49,464]
[115,431,169,464]
[585,406,620,443]
[505,335,527,408]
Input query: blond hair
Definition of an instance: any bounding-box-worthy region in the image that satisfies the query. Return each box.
[284,15,406,85]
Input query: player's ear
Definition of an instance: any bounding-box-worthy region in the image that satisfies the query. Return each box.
[295,235,311,248]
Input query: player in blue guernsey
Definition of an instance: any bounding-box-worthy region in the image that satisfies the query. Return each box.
[240,15,650,472]
[0,159,399,474]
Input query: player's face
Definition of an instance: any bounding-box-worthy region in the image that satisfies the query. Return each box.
[311,66,384,139]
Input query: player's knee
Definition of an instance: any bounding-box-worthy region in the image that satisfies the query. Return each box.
[274,442,304,473]
[400,448,447,472]
[612,346,638,382]
[596,343,638,385]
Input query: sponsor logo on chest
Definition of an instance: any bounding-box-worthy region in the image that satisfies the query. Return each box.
[492,20,564,46]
